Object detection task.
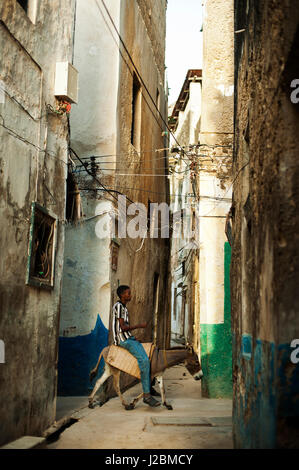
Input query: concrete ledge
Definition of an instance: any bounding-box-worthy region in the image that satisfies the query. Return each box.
[151,416,212,426]
[43,401,95,442]
[151,416,232,427]
[43,416,77,439]
[1,436,46,449]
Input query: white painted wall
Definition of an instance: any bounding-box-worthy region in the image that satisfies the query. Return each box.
[169,77,202,343]
[59,0,121,337]
[70,0,120,161]
[199,173,232,324]
[198,0,234,345]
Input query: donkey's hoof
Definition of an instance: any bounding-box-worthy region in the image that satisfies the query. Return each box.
[125,403,135,410]
[88,401,96,409]
[164,403,173,410]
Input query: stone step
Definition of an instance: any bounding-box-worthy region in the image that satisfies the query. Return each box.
[1,436,46,449]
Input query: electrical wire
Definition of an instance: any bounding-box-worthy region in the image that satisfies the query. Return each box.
[73,157,190,167]
[80,30,283,219]
[198,160,249,218]
[0,114,68,167]
[79,187,193,198]
[73,167,190,175]
[70,148,170,226]
[73,171,187,177]
[69,147,121,204]
[75,144,232,162]
[77,148,169,160]
[0,2,238,223]
[1,87,42,121]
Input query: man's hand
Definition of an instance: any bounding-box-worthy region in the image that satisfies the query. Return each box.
[135,322,147,341]
[119,318,147,332]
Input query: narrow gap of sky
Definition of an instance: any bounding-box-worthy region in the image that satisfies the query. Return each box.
[166,0,203,108]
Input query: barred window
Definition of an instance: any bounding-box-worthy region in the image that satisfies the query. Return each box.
[26,203,57,288]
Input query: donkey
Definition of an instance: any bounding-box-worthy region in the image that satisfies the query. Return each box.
[88,344,203,410]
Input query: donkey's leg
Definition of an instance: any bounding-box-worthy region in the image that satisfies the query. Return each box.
[111,368,136,410]
[112,371,143,409]
[156,375,173,410]
[88,364,111,408]
[128,391,144,409]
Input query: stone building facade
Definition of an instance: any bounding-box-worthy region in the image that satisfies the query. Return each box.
[232,0,299,448]
[0,0,76,446]
[167,1,234,400]
[58,0,171,398]
[168,69,202,347]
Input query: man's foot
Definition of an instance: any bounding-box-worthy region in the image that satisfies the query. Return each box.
[150,387,161,397]
[143,395,160,407]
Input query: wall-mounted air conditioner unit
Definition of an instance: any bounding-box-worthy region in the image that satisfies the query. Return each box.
[54,62,78,104]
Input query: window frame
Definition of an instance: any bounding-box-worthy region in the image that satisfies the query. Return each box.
[131,72,142,151]
[16,0,38,25]
[26,202,58,289]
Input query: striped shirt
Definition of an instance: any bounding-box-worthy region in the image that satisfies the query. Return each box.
[112,301,132,345]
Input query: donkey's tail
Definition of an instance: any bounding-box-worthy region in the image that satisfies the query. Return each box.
[89,348,105,383]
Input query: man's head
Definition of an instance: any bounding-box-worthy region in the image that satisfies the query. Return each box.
[117,285,131,304]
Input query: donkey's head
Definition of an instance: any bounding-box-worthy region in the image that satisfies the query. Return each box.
[185,344,203,381]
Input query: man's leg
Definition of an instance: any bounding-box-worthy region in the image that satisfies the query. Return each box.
[119,338,160,407]
[119,337,150,392]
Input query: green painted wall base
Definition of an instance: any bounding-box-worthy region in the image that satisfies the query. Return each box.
[200,242,232,398]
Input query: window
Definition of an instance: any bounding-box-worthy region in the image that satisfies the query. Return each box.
[17,0,28,12]
[131,73,142,151]
[181,207,185,238]
[173,287,177,320]
[156,88,160,112]
[26,203,57,288]
[181,291,186,337]
[111,241,119,272]
[152,273,160,344]
[16,0,38,24]
[65,171,82,223]
[0,340,4,364]
[147,199,152,231]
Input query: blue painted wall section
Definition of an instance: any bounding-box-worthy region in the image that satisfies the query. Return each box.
[233,335,299,448]
[57,315,109,396]
[233,334,276,448]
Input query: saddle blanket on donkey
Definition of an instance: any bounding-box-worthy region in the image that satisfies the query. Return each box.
[106,342,155,379]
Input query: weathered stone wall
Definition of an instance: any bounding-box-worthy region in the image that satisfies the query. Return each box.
[0,0,75,445]
[113,0,170,352]
[136,0,167,78]
[232,0,299,448]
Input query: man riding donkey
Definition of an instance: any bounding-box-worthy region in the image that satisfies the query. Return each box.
[89,285,203,410]
[111,285,160,407]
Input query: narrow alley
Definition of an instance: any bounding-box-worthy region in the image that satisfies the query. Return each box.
[46,365,232,450]
[0,0,299,455]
